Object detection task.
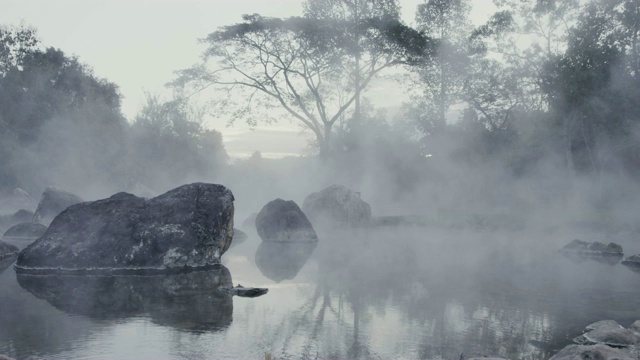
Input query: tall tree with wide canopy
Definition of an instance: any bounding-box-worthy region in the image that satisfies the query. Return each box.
[174,3,430,159]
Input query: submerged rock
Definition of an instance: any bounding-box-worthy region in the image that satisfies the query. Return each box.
[221,284,268,298]
[17,265,234,331]
[302,184,371,228]
[16,183,234,274]
[255,199,317,242]
[3,222,47,238]
[549,344,635,360]
[0,240,19,261]
[33,187,83,225]
[255,241,317,282]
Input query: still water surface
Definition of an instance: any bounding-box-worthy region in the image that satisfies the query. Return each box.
[1,227,640,360]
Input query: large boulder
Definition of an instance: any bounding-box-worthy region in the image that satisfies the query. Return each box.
[16,183,235,275]
[255,199,317,242]
[549,344,635,360]
[0,240,19,261]
[3,222,47,238]
[302,185,371,228]
[33,187,83,225]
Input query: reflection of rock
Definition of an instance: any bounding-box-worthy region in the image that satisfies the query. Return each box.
[302,185,371,228]
[573,320,639,347]
[16,183,235,275]
[0,256,16,274]
[559,239,623,265]
[622,254,640,272]
[33,187,83,225]
[0,240,19,261]
[255,199,317,242]
[3,222,47,238]
[255,241,317,282]
[17,266,234,331]
[549,344,634,360]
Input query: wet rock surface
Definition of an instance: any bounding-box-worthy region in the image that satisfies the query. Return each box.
[549,344,635,360]
[33,187,83,225]
[16,183,235,274]
[302,184,371,228]
[574,322,638,347]
[255,241,317,282]
[17,265,234,331]
[0,240,19,261]
[255,199,317,242]
[3,222,47,238]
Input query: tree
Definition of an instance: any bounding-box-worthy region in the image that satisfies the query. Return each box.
[129,95,228,190]
[174,8,429,159]
[413,0,473,133]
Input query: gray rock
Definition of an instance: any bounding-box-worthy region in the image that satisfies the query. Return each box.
[549,344,635,360]
[629,320,640,333]
[584,320,623,332]
[15,183,235,274]
[221,284,269,298]
[574,325,639,347]
[11,209,34,223]
[622,254,640,272]
[302,185,371,228]
[255,199,317,242]
[241,213,257,230]
[560,239,623,255]
[3,222,47,238]
[0,240,19,261]
[33,187,83,225]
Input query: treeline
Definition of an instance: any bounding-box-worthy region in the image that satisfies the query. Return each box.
[174,0,640,189]
[0,26,227,198]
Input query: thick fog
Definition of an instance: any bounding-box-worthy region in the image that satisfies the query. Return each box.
[2,0,640,358]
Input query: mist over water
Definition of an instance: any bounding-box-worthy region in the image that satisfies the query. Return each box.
[2,0,640,359]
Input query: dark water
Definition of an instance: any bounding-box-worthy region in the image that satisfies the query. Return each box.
[1,227,640,360]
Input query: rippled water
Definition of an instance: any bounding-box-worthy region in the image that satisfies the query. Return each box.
[1,226,640,360]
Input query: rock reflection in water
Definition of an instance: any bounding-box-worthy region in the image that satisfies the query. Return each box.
[0,257,15,274]
[16,265,234,332]
[255,241,317,282]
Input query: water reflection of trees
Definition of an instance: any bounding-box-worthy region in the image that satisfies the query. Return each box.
[270,230,640,359]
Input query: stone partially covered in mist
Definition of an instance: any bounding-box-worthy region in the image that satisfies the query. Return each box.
[3,222,47,238]
[11,209,34,223]
[302,184,371,228]
[549,344,635,360]
[629,320,640,333]
[573,320,639,347]
[560,240,624,265]
[621,254,640,272]
[255,199,317,242]
[33,187,83,225]
[15,183,235,274]
[0,240,19,261]
[241,212,257,230]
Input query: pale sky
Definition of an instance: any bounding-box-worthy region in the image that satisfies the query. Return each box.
[1,0,496,159]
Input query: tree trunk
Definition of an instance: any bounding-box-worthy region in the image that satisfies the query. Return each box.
[563,113,575,177]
